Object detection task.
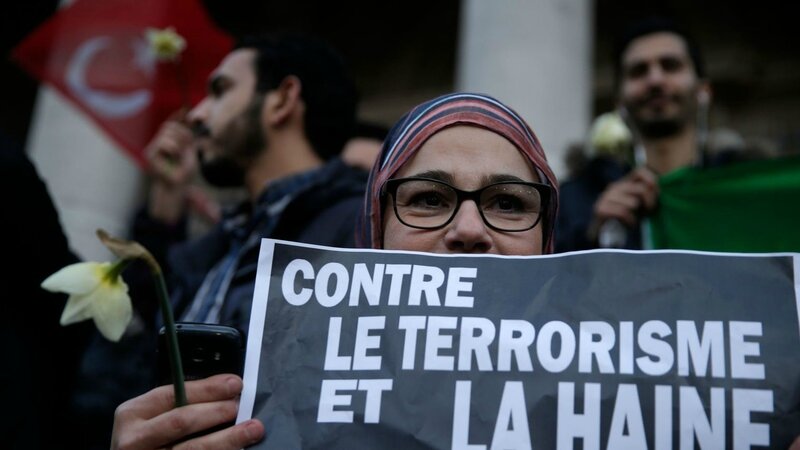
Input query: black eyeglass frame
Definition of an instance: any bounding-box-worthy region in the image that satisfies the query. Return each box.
[381,176,552,232]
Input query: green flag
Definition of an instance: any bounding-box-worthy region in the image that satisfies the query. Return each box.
[647,155,800,252]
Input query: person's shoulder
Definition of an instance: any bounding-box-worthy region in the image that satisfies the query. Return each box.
[325,157,370,187]
[287,195,362,248]
[301,158,368,206]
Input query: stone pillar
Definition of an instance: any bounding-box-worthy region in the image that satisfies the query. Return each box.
[27,85,145,261]
[456,0,593,180]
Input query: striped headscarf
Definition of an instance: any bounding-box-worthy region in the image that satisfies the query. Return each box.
[356,92,559,253]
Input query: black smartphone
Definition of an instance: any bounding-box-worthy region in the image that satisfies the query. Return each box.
[157,322,244,386]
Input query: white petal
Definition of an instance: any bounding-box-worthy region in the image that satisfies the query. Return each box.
[90,279,133,342]
[41,262,110,295]
[59,294,96,325]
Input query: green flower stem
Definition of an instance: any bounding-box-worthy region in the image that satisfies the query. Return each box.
[106,259,132,282]
[93,229,186,405]
[153,267,187,407]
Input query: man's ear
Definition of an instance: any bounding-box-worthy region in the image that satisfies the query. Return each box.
[697,81,712,106]
[264,75,303,126]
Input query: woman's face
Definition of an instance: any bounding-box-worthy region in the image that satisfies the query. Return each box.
[382,125,543,255]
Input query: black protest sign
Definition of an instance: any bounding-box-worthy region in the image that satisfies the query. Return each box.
[237,240,800,449]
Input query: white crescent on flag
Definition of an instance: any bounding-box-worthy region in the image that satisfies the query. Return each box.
[65,35,154,119]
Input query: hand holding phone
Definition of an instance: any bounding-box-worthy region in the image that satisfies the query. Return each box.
[155,323,246,442]
[157,323,244,386]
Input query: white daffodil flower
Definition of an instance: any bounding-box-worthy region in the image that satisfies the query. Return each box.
[590,111,632,157]
[41,261,132,342]
[42,229,187,405]
[146,27,187,61]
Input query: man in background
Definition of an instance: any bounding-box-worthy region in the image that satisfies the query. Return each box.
[556,17,712,251]
[71,34,367,449]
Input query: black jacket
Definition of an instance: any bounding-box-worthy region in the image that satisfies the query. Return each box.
[555,156,636,252]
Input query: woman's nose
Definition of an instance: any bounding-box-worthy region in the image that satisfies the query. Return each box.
[443,200,493,253]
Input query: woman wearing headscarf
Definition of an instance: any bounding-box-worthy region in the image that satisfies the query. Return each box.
[110,92,559,450]
[359,92,559,255]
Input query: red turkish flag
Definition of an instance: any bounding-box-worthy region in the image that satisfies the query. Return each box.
[11,0,233,168]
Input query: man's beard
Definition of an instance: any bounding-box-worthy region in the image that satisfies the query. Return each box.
[198,151,246,188]
[635,118,683,139]
[626,87,696,139]
[197,97,266,188]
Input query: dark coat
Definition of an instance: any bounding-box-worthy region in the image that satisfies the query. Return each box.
[555,156,637,252]
[0,137,90,450]
[165,158,368,332]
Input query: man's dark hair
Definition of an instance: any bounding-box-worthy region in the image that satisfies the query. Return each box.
[235,34,357,160]
[613,16,706,82]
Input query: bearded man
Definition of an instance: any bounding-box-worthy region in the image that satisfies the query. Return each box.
[140,34,366,326]
[69,34,366,449]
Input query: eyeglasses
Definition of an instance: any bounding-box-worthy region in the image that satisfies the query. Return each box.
[382,177,550,232]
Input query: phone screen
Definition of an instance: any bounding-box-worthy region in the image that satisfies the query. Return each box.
[157,323,244,386]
